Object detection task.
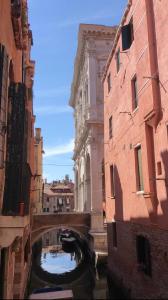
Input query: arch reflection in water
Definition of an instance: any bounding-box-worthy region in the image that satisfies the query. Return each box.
[39,228,82,274]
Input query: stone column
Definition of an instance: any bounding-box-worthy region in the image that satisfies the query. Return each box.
[90,139,104,233]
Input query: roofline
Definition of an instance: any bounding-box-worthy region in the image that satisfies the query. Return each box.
[102,0,132,82]
[69,23,118,108]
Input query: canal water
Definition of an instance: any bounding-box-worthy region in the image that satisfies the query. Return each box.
[28,229,121,299]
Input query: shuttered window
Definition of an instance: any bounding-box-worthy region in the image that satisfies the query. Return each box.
[121,18,134,51]
[107,73,111,93]
[135,145,144,191]
[0,45,9,168]
[116,48,120,73]
[109,116,113,139]
[112,222,117,248]
[3,83,31,215]
[110,165,115,197]
[136,235,152,276]
[132,75,138,110]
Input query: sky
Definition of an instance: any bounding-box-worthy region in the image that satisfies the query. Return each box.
[28,0,127,182]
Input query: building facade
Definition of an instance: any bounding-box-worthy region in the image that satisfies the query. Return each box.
[103,0,168,298]
[43,177,74,213]
[0,0,35,298]
[70,24,117,249]
[33,128,44,214]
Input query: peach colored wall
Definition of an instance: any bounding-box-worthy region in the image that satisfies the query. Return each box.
[0,1,35,299]
[104,0,168,229]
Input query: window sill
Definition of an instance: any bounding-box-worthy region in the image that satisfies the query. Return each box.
[132,106,139,115]
[136,191,144,195]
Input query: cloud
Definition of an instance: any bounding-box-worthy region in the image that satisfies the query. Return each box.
[44,139,74,157]
[35,105,72,115]
[57,10,114,28]
[35,86,69,99]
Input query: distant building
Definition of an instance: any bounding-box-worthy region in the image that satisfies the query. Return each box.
[43,176,74,213]
[33,128,44,214]
[69,24,117,250]
[42,229,61,248]
[103,0,168,298]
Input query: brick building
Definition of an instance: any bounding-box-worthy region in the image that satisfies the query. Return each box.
[43,176,74,213]
[0,0,35,298]
[103,0,168,298]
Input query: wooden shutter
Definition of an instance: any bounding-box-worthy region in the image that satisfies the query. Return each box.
[137,146,144,191]
[121,24,132,51]
[0,45,9,168]
[3,83,27,215]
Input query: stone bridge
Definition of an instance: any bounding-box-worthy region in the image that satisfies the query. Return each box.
[32,212,91,244]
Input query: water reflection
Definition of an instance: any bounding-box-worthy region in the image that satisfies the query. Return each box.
[28,228,111,299]
[41,252,77,274]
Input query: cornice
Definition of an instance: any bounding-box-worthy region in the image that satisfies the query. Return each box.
[69,24,117,108]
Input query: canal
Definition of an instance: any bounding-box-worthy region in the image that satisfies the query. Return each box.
[27,228,122,299]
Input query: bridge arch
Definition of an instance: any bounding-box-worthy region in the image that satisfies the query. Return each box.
[32,212,91,245]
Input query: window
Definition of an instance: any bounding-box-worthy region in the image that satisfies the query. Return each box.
[121,17,134,51]
[0,44,9,169]
[132,75,138,110]
[116,48,120,73]
[109,116,113,139]
[110,165,115,197]
[135,145,144,191]
[47,197,49,202]
[112,222,117,248]
[46,207,49,212]
[107,73,111,93]
[43,208,46,212]
[136,235,151,276]
[58,198,63,205]
[66,198,70,205]
[157,161,162,175]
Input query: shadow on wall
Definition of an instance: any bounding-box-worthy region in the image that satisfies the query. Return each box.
[114,165,123,221]
[160,150,168,220]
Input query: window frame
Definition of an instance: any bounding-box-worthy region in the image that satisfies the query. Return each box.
[136,235,152,277]
[121,17,134,51]
[135,145,144,192]
[116,48,120,73]
[110,165,115,197]
[131,74,138,110]
[109,116,113,139]
[112,222,117,248]
[107,73,111,93]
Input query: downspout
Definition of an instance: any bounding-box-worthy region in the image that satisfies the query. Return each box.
[145,0,162,129]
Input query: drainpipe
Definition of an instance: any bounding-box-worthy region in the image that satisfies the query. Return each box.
[145,0,162,130]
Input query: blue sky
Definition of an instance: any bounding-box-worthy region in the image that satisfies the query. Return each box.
[28,0,127,182]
